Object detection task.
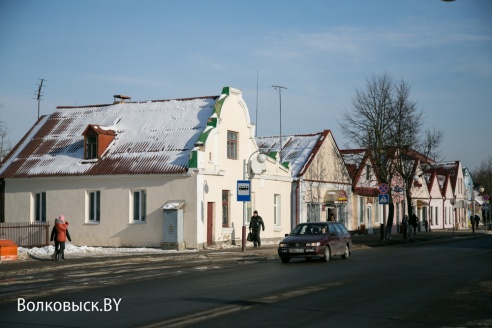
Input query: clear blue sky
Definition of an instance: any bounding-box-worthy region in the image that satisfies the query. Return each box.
[1,0,491,171]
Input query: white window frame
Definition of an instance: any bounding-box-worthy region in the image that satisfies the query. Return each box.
[87,190,101,223]
[307,203,320,222]
[34,192,46,222]
[274,194,281,226]
[131,189,147,223]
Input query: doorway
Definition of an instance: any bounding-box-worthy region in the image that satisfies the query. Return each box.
[207,202,214,246]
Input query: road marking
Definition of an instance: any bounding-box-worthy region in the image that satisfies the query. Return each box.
[140,282,343,328]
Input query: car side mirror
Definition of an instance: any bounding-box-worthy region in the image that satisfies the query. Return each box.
[285,234,289,237]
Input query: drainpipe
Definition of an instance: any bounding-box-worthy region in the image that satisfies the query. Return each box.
[295,180,299,226]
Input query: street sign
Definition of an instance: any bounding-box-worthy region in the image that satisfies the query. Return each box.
[237,180,251,202]
[379,183,389,194]
[378,194,389,205]
[483,203,490,211]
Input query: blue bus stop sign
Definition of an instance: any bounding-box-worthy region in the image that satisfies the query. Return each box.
[237,180,251,202]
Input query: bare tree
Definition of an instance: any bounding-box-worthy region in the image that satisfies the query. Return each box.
[338,72,442,238]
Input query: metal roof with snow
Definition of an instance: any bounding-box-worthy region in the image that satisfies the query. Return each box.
[255,133,321,177]
[0,96,218,178]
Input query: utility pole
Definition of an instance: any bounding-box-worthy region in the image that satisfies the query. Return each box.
[255,70,259,137]
[272,85,287,163]
[34,79,46,119]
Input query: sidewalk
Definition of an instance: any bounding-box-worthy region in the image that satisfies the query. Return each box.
[350,228,491,249]
[1,228,490,270]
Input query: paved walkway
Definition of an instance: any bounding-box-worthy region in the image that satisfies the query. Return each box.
[351,227,491,248]
[1,228,490,270]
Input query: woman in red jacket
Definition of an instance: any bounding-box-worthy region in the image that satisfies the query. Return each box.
[50,215,71,261]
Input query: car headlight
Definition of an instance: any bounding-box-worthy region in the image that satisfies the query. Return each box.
[305,242,320,247]
[279,243,288,247]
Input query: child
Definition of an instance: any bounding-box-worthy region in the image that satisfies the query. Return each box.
[50,215,72,261]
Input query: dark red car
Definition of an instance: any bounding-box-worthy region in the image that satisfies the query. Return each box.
[278,222,352,263]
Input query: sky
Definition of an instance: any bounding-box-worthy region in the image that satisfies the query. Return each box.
[1,0,491,171]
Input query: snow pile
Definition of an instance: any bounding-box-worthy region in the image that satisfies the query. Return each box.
[16,243,198,261]
[13,240,281,261]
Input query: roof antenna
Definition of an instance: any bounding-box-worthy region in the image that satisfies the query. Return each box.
[33,79,46,119]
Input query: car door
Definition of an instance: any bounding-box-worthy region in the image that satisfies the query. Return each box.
[327,223,341,255]
[334,223,347,254]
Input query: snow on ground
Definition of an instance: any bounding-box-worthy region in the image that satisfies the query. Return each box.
[13,240,281,261]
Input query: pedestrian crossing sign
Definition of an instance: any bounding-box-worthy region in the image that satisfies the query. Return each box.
[378,194,389,205]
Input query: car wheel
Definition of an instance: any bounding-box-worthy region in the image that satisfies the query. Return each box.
[321,246,331,262]
[341,245,350,259]
[281,257,290,263]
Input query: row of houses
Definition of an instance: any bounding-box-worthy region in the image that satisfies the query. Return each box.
[0,86,483,248]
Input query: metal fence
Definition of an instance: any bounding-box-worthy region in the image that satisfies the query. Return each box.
[0,222,50,247]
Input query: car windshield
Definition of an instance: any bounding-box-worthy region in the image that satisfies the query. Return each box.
[291,224,328,235]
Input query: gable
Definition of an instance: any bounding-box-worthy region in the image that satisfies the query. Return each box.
[0,96,218,178]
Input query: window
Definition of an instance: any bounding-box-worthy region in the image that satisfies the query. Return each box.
[274,194,281,226]
[222,190,230,227]
[88,191,101,222]
[85,134,97,159]
[307,203,320,222]
[35,192,46,222]
[366,205,372,225]
[358,197,364,223]
[132,190,146,222]
[227,131,238,159]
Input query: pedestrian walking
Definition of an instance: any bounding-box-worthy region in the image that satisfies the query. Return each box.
[249,210,265,248]
[424,219,428,232]
[471,214,476,233]
[474,214,480,230]
[50,215,72,261]
[411,214,419,236]
[402,215,409,240]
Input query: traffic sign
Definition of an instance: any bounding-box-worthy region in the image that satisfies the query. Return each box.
[379,183,389,194]
[237,180,251,202]
[378,194,389,205]
[483,203,490,211]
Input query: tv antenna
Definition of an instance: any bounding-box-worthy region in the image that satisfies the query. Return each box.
[33,78,46,119]
[272,85,287,163]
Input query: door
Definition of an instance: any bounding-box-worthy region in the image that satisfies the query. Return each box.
[207,202,214,246]
[327,224,341,255]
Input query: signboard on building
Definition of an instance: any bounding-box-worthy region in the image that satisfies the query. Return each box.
[338,190,347,201]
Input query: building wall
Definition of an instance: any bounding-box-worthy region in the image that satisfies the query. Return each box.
[4,175,198,248]
[193,87,293,247]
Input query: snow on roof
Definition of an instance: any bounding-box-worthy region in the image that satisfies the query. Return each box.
[0,97,218,178]
[255,133,321,177]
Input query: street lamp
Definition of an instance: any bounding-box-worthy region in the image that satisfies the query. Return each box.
[242,151,267,252]
[272,85,287,163]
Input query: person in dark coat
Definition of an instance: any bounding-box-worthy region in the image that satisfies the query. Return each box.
[249,210,265,248]
[50,215,71,261]
[402,215,409,240]
[411,214,419,236]
[474,214,481,230]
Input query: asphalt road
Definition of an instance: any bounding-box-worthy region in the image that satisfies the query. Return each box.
[0,235,491,328]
